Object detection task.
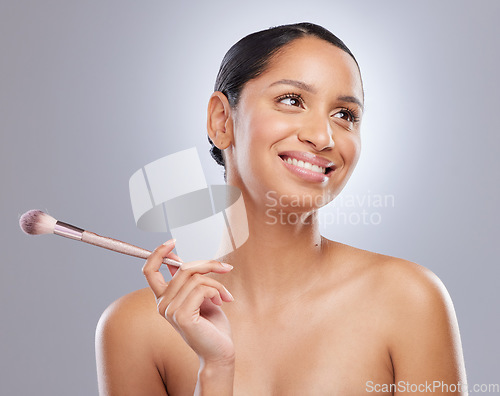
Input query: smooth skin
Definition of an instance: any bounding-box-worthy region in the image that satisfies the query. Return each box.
[96,37,467,395]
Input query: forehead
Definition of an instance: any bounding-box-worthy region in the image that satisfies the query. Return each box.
[250,36,363,100]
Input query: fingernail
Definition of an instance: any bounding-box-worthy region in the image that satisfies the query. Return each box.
[224,286,234,301]
[163,238,176,246]
[220,262,233,269]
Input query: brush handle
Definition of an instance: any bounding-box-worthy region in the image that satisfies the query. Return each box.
[81,231,182,267]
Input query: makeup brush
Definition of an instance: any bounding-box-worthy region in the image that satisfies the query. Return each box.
[19,209,182,267]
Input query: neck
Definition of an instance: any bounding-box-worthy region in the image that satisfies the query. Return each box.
[214,189,329,307]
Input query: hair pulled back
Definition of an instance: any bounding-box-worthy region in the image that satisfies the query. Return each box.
[208,22,360,174]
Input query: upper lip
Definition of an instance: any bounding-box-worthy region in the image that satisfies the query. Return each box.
[278,150,335,170]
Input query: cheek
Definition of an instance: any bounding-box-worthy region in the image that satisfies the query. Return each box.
[236,108,292,157]
[231,111,268,178]
[336,132,361,169]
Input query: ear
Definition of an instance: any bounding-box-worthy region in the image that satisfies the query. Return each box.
[207,91,233,150]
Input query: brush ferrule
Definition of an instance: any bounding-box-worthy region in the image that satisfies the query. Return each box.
[54,221,84,240]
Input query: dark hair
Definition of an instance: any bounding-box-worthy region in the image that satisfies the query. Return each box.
[208,22,361,176]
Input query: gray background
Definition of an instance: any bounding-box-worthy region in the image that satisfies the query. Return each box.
[1,0,499,394]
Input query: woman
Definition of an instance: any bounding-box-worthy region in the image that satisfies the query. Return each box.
[96,23,467,395]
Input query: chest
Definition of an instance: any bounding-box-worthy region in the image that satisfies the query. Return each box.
[163,282,395,395]
[229,312,393,395]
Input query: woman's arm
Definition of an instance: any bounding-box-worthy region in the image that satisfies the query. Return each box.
[387,261,467,395]
[95,240,236,395]
[142,240,235,395]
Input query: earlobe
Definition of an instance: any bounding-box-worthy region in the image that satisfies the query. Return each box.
[207,91,233,150]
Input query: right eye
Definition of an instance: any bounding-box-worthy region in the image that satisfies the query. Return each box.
[277,93,304,108]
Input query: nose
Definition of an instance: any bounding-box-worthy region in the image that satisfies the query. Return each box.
[297,114,335,151]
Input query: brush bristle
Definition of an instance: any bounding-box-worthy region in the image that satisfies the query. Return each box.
[19,210,57,235]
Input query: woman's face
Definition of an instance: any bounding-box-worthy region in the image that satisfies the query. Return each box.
[226,36,364,211]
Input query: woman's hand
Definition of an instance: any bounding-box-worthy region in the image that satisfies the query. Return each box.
[142,239,235,367]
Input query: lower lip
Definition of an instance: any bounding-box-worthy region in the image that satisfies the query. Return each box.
[279,157,331,183]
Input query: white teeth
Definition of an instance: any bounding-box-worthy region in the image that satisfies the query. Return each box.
[283,157,326,174]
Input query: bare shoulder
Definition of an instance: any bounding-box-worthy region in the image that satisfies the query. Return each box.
[96,286,186,364]
[98,287,157,319]
[369,251,454,316]
[322,238,460,337]
[95,287,184,395]
[324,238,452,309]
[361,251,461,348]
[324,239,466,382]
[96,287,162,343]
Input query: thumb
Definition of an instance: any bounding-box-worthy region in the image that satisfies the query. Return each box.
[163,242,183,277]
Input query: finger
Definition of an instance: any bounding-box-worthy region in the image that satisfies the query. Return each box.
[165,251,183,278]
[167,251,183,262]
[166,284,223,328]
[159,274,233,316]
[142,239,176,296]
[165,260,233,302]
[179,274,233,304]
[177,259,233,274]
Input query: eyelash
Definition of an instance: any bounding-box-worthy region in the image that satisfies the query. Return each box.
[276,92,360,123]
[277,92,304,107]
[335,107,361,123]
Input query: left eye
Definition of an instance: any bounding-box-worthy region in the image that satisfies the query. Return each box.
[333,110,353,122]
[281,98,301,106]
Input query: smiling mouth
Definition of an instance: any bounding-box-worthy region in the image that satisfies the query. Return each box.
[278,155,335,175]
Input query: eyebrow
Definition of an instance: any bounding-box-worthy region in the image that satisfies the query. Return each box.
[269,79,364,111]
[337,95,364,111]
[269,79,317,94]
